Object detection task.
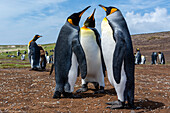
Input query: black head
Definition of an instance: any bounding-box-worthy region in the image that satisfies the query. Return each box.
[67,6,91,26]
[33,35,42,41]
[84,9,96,28]
[99,4,118,16]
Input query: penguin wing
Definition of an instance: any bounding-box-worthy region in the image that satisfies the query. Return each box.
[91,28,106,77]
[113,31,126,84]
[72,38,87,79]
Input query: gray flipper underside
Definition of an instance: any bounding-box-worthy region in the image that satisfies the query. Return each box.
[91,28,106,77]
[113,31,126,84]
[72,38,87,79]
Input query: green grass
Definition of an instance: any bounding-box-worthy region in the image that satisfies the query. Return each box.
[0,43,55,69]
[0,63,30,69]
[148,36,160,40]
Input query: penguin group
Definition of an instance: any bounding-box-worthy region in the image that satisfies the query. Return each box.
[151,51,165,64]
[134,48,146,64]
[134,48,165,65]
[52,4,135,109]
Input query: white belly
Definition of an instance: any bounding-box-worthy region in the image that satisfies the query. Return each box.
[101,18,126,101]
[80,28,104,85]
[101,18,116,85]
[68,53,78,92]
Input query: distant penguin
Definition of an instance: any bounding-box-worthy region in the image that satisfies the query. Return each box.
[53,6,90,98]
[158,52,165,64]
[135,48,141,64]
[28,35,42,70]
[151,52,157,64]
[76,9,105,94]
[21,54,25,60]
[141,55,146,64]
[99,5,135,109]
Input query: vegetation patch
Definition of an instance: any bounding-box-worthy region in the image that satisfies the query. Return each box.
[148,36,160,40]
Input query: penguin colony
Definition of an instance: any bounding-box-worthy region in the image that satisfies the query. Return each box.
[53,5,135,109]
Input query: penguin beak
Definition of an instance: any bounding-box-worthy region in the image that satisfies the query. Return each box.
[99,4,107,11]
[78,6,91,17]
[88,8,96,20]
[38,35,42,38]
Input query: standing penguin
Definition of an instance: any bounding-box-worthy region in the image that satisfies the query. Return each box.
[158,52,165,64]
[76,9,105,94]
[28,35,42,70]
[53,6,90,98]
[135,48,141,64]
[151,52,158,64]
[99,5,135,109]
[141,55,146,64]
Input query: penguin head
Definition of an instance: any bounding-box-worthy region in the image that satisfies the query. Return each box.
[67,6,91,26]
[99,4,118,16]
[136,48,140,51]
[33,35,42,41]
[83,9,96,28]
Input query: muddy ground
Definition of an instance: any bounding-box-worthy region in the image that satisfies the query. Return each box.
[0,64,169,113]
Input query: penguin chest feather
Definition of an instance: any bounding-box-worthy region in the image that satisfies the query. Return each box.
[101,18,116,78]
[80,27,102,80]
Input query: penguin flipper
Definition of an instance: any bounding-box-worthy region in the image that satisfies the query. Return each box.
[91,28,106,77]
[113,31,126,84]
[72,39,87,79]
[49,63,54,75]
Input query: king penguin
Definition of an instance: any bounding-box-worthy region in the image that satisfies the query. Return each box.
[28,35,42,70]
[53,6,90,98]
[76,9,105,94]
[99,5,135,109]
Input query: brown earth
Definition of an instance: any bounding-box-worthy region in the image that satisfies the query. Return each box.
[132,31,170,64]
[0,31,170,112]
[0,64,169,113]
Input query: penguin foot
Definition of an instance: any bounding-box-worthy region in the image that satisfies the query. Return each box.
[53,91,61,99]
[106,100,122,105]
[106,104,124,109]
[63,92,82,98]
[106,100,125,109]
[29,68,40,71]
[94,89,105,94]
[76,84,88,93]
[126,103,138,110]
[76,87,88,93]
[94,87,105,94]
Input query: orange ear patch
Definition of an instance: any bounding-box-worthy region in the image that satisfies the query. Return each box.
[110,8,117,14]
[68,19,73,25]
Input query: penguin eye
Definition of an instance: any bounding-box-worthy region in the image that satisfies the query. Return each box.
[110,8,117,14]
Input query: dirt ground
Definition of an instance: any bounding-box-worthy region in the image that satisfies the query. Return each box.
[0,64,169,113]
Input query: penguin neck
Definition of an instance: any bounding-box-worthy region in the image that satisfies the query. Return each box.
[81,26,90,30]
[28,39,33,47]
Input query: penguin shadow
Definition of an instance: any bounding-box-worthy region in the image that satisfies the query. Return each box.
[104,88,117,96]
[77,88,117,98]
[76,88,107,98]
[37,69,50,72]
[134,98,165,112]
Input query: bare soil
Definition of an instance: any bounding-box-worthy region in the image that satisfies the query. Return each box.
[0,64,169,113]
[132,31,170,64]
